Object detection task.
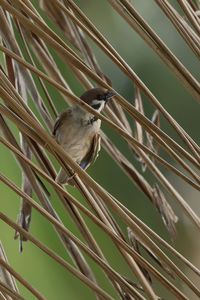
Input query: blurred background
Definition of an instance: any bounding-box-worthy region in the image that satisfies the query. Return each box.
[0,1,200,299]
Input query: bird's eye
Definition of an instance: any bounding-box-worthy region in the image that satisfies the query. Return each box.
[96,94,105,100]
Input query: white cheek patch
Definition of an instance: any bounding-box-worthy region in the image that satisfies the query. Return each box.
[92,99,101,105]
[92,100,100,105]
[98,102,105,112]
[91,99,105,112]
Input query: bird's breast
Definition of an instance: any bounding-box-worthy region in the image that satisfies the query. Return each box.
[56,118,101,163]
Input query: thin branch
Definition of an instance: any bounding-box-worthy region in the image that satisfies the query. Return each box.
[0,258,47,300]
[0,213,116,300]
[0,173,192,299]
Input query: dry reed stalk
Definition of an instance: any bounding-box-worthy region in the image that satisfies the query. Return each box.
[0,173,192,300]
[0,136,199,298]
[0,242,46,300]
[0,242,18,300]
[0,0,199,299]
[0,282,26,300]
[0,43,198,296]
[0,135,198,276]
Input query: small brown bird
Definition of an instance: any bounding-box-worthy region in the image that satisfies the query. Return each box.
[53,87,116,185]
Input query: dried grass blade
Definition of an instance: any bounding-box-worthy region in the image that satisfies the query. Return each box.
[104,96,200,192]
[26,138,56,179]
[154,0,200,57]
[127,228,174,280]
[42,1,106,81]
[18,21,72,103]
[105,187,200,278]
[7,42,33,251]
[146,110,160,159]
[0,281,26,300]
[15,21,58,117]
[1,77,200,238]
[42,0,132,135]
[0,112,141,299]
[1,135,199,292]
[99,0,200,157]
[101,132,153,200]
[0,118,99,292]
[108,196,200,298]
[102,132,179,237]
[0,10,198,292]
[186,0,198,10]
[175,0,200,35]
[128,231,152,285]
[0,174,183,300]
[117,0,200,94]
[2,54,200,195]
[0,255,46,300]
[0,6,53,130]
[66,186,127,299]
[0,175,152,300]
[0,115,33,252]
[87,186,127,241]
[0,213,116,300]
[0,140,195,299]
[152,184,178,238]
[15,0,92,91]
[107,99,133,136]
[134,86,144,146]
[52,167,157,298]
[133,86,146,171]
[0,1,199,299]
[1,85,200,254]
[27,0,200,162]
[0,242,18,299]
[0,291,8,300]
[40,0,81,50]
[8,0,198,167]
[102,131,200,237]
[1,18,199,173]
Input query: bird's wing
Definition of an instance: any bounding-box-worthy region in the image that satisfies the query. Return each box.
[79,133,101,170]
[52,108,72,136]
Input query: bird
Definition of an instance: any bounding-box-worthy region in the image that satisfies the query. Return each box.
[52,87,116,185]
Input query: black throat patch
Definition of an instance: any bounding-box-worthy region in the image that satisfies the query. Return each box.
[91,103,101,110]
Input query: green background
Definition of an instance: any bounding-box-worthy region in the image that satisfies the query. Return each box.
[0,1,200,299]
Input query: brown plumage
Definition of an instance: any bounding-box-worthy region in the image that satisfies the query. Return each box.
[53,88,115,185]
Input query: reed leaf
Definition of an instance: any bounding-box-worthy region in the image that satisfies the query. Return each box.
[0,1,200,299]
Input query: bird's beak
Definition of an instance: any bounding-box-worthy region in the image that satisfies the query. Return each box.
[105,90,116,101]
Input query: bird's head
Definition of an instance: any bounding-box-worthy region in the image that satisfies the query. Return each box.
[80,88,116,113]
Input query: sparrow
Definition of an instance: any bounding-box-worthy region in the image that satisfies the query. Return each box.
[52,87,116,185]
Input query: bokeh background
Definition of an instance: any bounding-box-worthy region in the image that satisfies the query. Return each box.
[0,1,200,299]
